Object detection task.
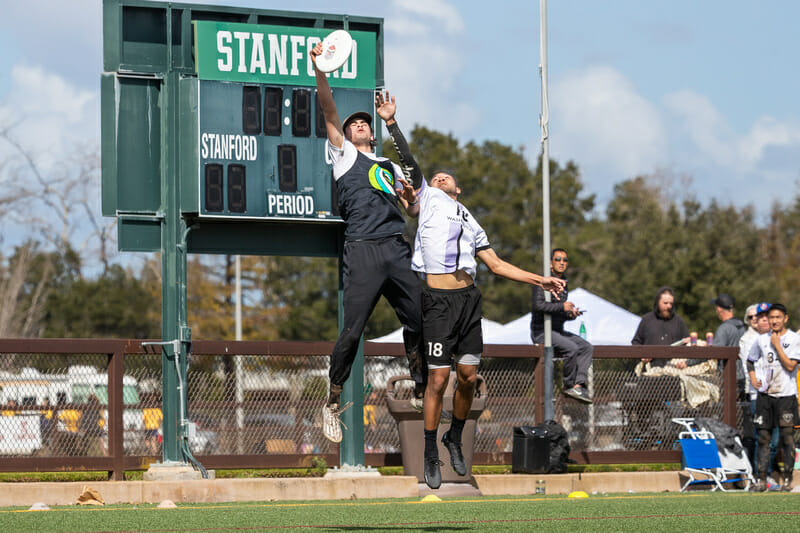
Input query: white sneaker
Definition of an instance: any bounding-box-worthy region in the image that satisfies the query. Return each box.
[322,402,352,443]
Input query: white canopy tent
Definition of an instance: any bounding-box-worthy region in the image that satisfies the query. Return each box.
[369,318,506,343]
[369,288,640,346]
[489,288,641,345]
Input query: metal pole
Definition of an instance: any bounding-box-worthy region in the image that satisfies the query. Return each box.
[234,256,242,340]
[234,256,244,454]
[160,65,183,463]
[540,0,555,422]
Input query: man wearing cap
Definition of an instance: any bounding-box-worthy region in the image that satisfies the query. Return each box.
[711,293,747,398]
[711,294,746,349]
[747,303,800,491]
[310,44,426,443]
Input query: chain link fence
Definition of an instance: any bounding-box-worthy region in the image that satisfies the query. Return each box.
[0,352,121,457]
[0,342,736,464]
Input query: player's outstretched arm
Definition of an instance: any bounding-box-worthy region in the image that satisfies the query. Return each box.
[532,284,566,314]
[310,43,344,148]
[376,90,424,190]
[476,248,565,297]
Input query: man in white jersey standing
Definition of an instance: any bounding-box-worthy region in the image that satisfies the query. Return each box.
[310,45,427,443]
[376,92,565,489]
[738,303,773,477]
[747,303,800,491]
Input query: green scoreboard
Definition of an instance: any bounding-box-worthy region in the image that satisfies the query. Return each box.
[102,2,385,247]
[185,21,376,221]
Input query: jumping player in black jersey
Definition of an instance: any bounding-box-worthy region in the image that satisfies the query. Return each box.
[310,43,426,443]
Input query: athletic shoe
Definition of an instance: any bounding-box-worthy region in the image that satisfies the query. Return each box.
[752,479,767,492]
[322,401,352,443]
[782,476,792,492]
[410,396,424,412]
[563,386,592,404]
[442,430,467,476]
[424,457,444,489]
[767,476,781,491]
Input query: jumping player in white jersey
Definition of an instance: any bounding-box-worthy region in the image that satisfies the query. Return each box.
[376,91,565,489]
[747,303,800,491]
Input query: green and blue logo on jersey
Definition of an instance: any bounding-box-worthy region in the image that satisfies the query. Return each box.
[368,163,395,194]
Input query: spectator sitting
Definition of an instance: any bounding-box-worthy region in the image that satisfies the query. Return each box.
[530,248,593,404]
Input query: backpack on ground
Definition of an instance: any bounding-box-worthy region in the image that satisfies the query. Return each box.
[512,420,571,474]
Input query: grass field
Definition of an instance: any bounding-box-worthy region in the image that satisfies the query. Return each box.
[2,492,800,532]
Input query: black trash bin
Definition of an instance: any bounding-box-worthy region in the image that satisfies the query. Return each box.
[386,372,487,483]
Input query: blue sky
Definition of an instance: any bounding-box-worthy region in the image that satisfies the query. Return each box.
[1,0,798,235]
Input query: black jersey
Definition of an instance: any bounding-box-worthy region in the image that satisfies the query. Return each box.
[329,140,406,241]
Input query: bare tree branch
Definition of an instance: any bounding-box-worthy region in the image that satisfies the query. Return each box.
[0,127,114,272]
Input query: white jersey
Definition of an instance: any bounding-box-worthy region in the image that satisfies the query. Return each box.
[411,179,490,279]
[747,329,800,397]
[738,327,759,399]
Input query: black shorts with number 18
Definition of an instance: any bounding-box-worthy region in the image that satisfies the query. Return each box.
[422,285,483,367]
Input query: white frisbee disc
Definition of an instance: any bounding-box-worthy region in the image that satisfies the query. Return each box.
[315,30,353,73]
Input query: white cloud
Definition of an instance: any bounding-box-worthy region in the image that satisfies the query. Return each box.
[384,16,431,37]
[10,65,94,122]
[383,0,478,137]
[392,0,465,35]
[664,89,800,191]
[739,115,800,166]
[663,90,736,167]
[537,68,800,213]
[0,65,98,168]
[548,66,667,182]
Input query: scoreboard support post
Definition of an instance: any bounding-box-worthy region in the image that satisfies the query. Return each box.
[159,67,181,465]
[102,0,384,472]
[338,264,365,467]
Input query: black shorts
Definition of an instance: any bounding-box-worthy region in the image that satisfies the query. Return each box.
[422,285,483,368]
[753,393,799,430]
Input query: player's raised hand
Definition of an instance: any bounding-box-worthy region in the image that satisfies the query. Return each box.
[771,331,782,351]
[397,177,416,203]
[376,90,396,122]
[542,276,566,297]
[309,42,323,65]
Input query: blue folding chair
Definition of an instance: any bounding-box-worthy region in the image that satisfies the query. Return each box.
[674,417,752,491]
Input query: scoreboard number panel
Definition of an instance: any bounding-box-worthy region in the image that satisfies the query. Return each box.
[190,21,377,222]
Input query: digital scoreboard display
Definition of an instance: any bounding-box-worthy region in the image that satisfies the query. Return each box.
[189,21,377,221]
